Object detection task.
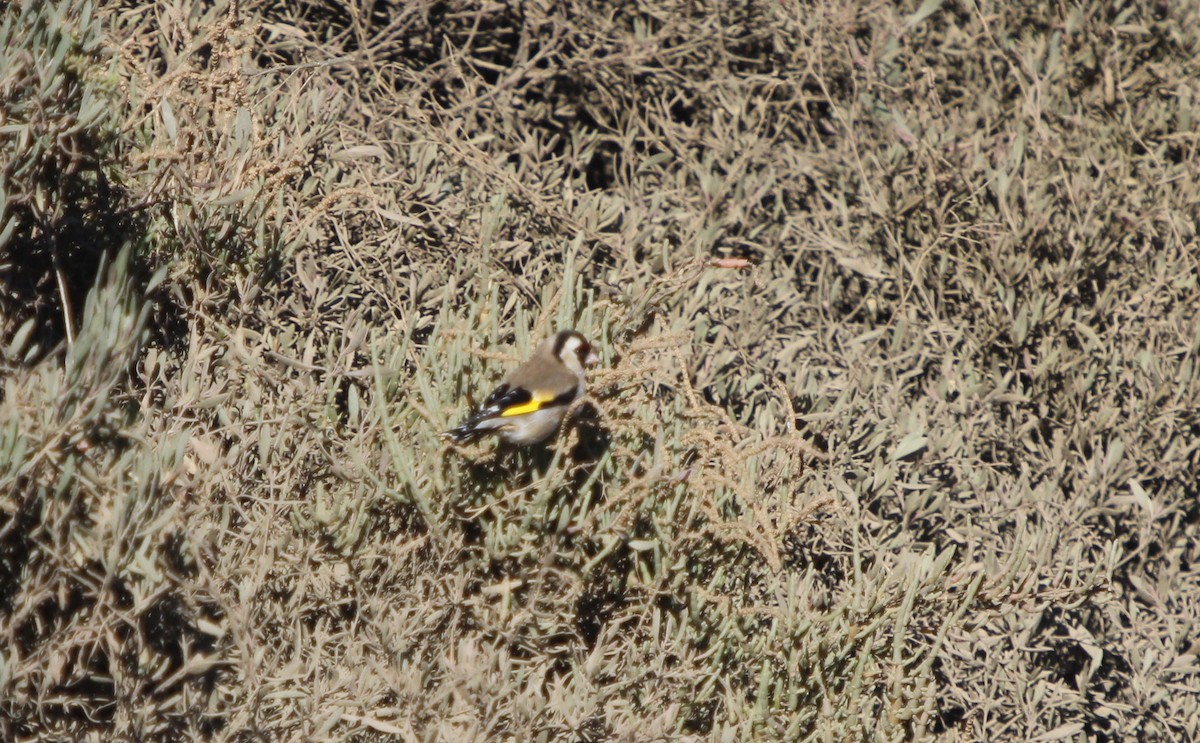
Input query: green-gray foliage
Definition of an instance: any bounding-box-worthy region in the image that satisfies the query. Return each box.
[0,0,120,351]
[2,0,1200,740]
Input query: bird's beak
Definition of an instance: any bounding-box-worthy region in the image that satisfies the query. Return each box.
[585,350,599,366]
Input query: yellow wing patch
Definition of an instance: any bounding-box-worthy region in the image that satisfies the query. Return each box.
[500,394,555,417]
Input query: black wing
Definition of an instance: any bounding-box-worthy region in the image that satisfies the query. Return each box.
[480,383,530,413]
[443,383,533,443]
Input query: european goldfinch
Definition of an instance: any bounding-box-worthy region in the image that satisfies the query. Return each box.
[445,330,599,446]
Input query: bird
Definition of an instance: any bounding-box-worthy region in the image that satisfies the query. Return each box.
[444,330,599,446]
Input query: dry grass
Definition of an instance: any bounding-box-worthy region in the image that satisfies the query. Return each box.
[3,0,1200,740]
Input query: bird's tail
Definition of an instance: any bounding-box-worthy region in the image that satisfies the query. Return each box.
[443,410,505,443]
[442,424,483,444]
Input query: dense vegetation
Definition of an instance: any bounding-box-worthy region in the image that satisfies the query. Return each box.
[2,0,1198,739]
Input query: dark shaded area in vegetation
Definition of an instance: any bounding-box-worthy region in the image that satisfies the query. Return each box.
[3,0,1200,739]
